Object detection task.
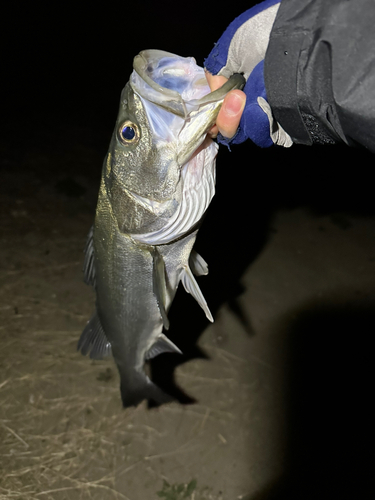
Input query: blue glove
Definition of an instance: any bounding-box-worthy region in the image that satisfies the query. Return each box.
[205,0,292,148]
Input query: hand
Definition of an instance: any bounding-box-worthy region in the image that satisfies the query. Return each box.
[204,0,292,148]
[206,72,247,140]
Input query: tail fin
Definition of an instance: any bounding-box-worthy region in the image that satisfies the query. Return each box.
[120,372,173,408]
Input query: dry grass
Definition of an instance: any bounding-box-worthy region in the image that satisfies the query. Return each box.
[0,317,243,500]
[0,327,128,499]
[0,330,241,500]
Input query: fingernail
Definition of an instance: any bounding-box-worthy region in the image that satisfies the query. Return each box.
[223,93,245,117]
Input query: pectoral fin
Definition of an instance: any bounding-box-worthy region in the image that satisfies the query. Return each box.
[78,311,112,359]
[181,266,213,322]
[189,250,209,276]
[145,333,182,360]
[152,248,170,330]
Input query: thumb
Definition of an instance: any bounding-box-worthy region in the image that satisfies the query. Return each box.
[217,90,246,139]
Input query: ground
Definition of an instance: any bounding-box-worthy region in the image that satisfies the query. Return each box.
[1,121,374,499]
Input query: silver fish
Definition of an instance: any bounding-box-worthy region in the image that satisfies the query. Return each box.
[78,50,245,407]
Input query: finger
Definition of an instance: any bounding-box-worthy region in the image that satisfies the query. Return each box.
[216,90,246,139]
[205,72,246,139]
[207,124,219,138]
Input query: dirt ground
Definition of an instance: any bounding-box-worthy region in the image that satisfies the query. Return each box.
[1,121,374,499]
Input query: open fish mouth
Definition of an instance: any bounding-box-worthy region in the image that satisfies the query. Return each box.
[131,50,244,163]
[132,49,244,117]
[132,49,215,118]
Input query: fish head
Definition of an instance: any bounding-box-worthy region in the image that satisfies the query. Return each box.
[104,50,245,239]
[108,80,179,202]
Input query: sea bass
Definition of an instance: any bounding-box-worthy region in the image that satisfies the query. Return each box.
[78,50,245,407]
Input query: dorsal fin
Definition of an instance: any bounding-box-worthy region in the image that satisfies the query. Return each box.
[78,311,112,359]
[152,248,170,330]
[181,265,213,322]
[83,225,96,287]
[145,333,182,360]
[189,249,209,276]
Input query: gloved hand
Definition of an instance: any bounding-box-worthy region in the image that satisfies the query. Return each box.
[204,0,292,148]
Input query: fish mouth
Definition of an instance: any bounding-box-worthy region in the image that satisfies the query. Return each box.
[131,50,244,168]
[132,49,245,118]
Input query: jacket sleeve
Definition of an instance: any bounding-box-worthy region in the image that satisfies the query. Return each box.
[264,0,375,152]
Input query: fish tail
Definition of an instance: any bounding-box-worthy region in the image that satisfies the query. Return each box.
[120,372,173,408]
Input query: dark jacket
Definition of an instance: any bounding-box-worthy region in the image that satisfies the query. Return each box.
[264,0,375,152]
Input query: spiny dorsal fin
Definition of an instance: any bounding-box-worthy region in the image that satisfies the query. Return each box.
[145,333,182,360]
[152,248,170,330]
[83,225,96,287]
[181,265,214,322]
[189,249,209,276]
[78,311,112,359]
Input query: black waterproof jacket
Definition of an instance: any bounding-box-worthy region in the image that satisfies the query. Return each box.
[264,0,375,152]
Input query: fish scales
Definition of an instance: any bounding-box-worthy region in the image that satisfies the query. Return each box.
[78,50,245,407]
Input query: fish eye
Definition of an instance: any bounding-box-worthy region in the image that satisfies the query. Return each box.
[118,121,140,145]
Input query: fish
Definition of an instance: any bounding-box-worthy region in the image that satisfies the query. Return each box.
[78,49,245,407]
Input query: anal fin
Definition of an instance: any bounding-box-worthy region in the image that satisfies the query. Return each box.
[78,311,112,359]
[145,333,182,360]
[120,373,174,408]
[181,265,213,322]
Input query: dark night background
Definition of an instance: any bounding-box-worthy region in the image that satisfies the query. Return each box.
[2,1,375,498]
[3,0,374,212]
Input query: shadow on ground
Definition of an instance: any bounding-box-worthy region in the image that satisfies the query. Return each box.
[248,297,375,499]
[150,141,375,407]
